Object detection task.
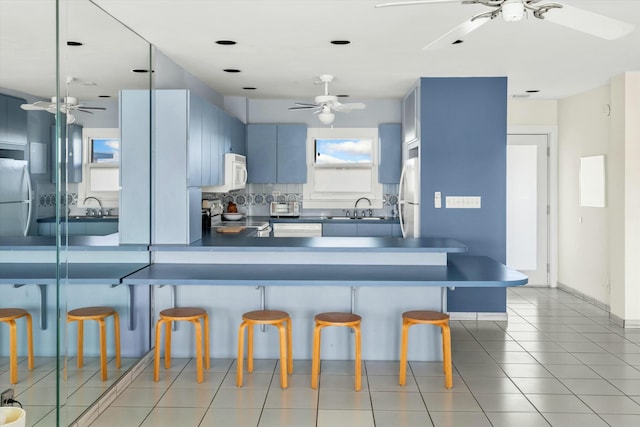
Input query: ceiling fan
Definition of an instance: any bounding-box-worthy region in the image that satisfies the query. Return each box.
[20,96,106,124]
[289,75,366,125]
[376,0,635,50]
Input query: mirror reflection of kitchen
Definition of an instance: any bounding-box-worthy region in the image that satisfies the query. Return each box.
[1,0,152,425]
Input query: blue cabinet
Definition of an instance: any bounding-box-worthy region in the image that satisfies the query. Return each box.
[0,94,28,147]
[378,123,402,184]
[188,94,203,187]
[247,124,306,184]
[322,222,398,237]
[229,116,246,155]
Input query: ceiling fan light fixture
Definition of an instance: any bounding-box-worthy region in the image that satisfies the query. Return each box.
[501,0,525,22]
[318,111,335,125]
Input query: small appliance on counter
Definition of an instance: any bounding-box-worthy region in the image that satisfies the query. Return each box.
[270,201,300,217]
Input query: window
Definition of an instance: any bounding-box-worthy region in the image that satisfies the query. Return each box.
[314,138,372,165]
[90,138,120,163]
[303,128,382,209]
[78,128,120,206]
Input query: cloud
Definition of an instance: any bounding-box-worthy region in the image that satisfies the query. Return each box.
[323,139,371,156]
[316,153,347,164]
[105,140,120,151]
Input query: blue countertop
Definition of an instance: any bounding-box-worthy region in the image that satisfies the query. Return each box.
[154,234,467,253]
[268,216,400,224]
[122,255,527,287]
[0,263,149,284]
[0,234,147,251]
[37,216,119,223]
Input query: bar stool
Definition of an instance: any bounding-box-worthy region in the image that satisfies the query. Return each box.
[237,309,293,388]
[311,312,362,391]
[0,308,34,384]
[154,307,210,383]
[67,306,121,381]
[399,310,452,389]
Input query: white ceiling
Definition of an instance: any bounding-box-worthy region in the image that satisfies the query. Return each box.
[2,0,640,103]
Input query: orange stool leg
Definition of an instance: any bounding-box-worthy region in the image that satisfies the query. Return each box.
[8,319,17,385]
[247,323,254,373]
[153,318,165,382]
[353,324,362,392]
[237,321,247,387]
[98,318,108,381]
[194,319,203,384]
[164,321,172,369]
[203,313,210,370]
[311,323,323,389]
[399,319,411,386]
[76,320,84,368]
[26,313,34,371]
[286,317,293,374]
[113,312,121,369]
[441,323,453,389]
[276,322,288,388]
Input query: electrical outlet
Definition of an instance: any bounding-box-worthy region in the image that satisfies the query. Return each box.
[1,388,14,406]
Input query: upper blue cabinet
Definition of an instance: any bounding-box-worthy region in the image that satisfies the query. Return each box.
[247,124,306,184]
[378,123,401,184]
[0,94,28,147]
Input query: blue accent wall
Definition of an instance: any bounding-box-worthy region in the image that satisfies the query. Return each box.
[419,77,507,312]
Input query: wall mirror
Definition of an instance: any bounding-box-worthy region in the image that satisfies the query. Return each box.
[1,0,152,425]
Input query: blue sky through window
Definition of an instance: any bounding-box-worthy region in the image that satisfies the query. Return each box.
[315,138,372,164]
[91,138,120,163]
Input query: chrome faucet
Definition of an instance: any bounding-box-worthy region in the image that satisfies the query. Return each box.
[83,196,103,217]
[354,197,372,218]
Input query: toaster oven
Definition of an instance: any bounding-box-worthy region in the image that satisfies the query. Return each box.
[270,201,300,217]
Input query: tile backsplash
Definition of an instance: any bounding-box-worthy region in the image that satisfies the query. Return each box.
[203,183,399,217]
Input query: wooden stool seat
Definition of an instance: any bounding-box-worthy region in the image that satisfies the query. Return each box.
[154,307,210,383]
[67,306,120,381]
[0,308,34,385]
[400,310,452,389]
[311,311,362,391]
[237,310,293,388]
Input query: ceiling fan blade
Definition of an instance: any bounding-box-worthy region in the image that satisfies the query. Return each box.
[333,102,366,112]
[76,109,95,114]
[75,106,107,111]
[423,12,493,50]
[294,102,319,107]
[376,0,461,8]
[20,103,46,111]
[542,4,634,40]
[288,106,318,110]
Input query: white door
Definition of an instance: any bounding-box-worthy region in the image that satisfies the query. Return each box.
[507,134,549,286]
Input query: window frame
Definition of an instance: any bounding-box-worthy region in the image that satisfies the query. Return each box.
[303,127,383,209]
[77,128,120,207]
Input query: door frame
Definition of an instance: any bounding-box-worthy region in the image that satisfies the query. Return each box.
[508,125,558,288]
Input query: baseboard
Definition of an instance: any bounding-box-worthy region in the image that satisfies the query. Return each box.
[70,350,154,427]
[449,312,508,321]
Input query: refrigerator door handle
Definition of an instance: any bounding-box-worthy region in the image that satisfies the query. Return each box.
[23,165,32,236]
[398,164,407,238]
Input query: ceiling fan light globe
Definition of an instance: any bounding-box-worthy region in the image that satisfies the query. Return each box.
[318,111,335,124]
[501,0,524,22]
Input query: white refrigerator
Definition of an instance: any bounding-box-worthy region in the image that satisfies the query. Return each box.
[399,157,420,238]
[0,158,33,236]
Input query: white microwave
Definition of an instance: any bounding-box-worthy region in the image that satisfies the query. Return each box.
[202,153,247,192]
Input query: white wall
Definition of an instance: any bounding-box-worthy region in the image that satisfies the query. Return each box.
[557,85,611,304]
[508,99,558,126]
[609,72,640,325]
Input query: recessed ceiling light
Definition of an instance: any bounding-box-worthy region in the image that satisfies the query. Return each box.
[223,69,241,73]
[330,40,351,45]
[131,69,150,73]
[98,95,111,98]
[66,41,83,46]
[452,40,464,45]
[216,40,237,45]
[242,87,256,90]
[336,94,350,98]
[526,90,540,93]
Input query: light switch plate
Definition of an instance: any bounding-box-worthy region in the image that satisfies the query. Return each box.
[445,196,481,209]
[434,192,442,208]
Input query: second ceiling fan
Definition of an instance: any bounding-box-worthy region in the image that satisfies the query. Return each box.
[376,0,635,50]
[289,75,366,125]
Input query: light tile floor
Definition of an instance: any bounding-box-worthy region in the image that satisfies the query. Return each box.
[5,287,640,426]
